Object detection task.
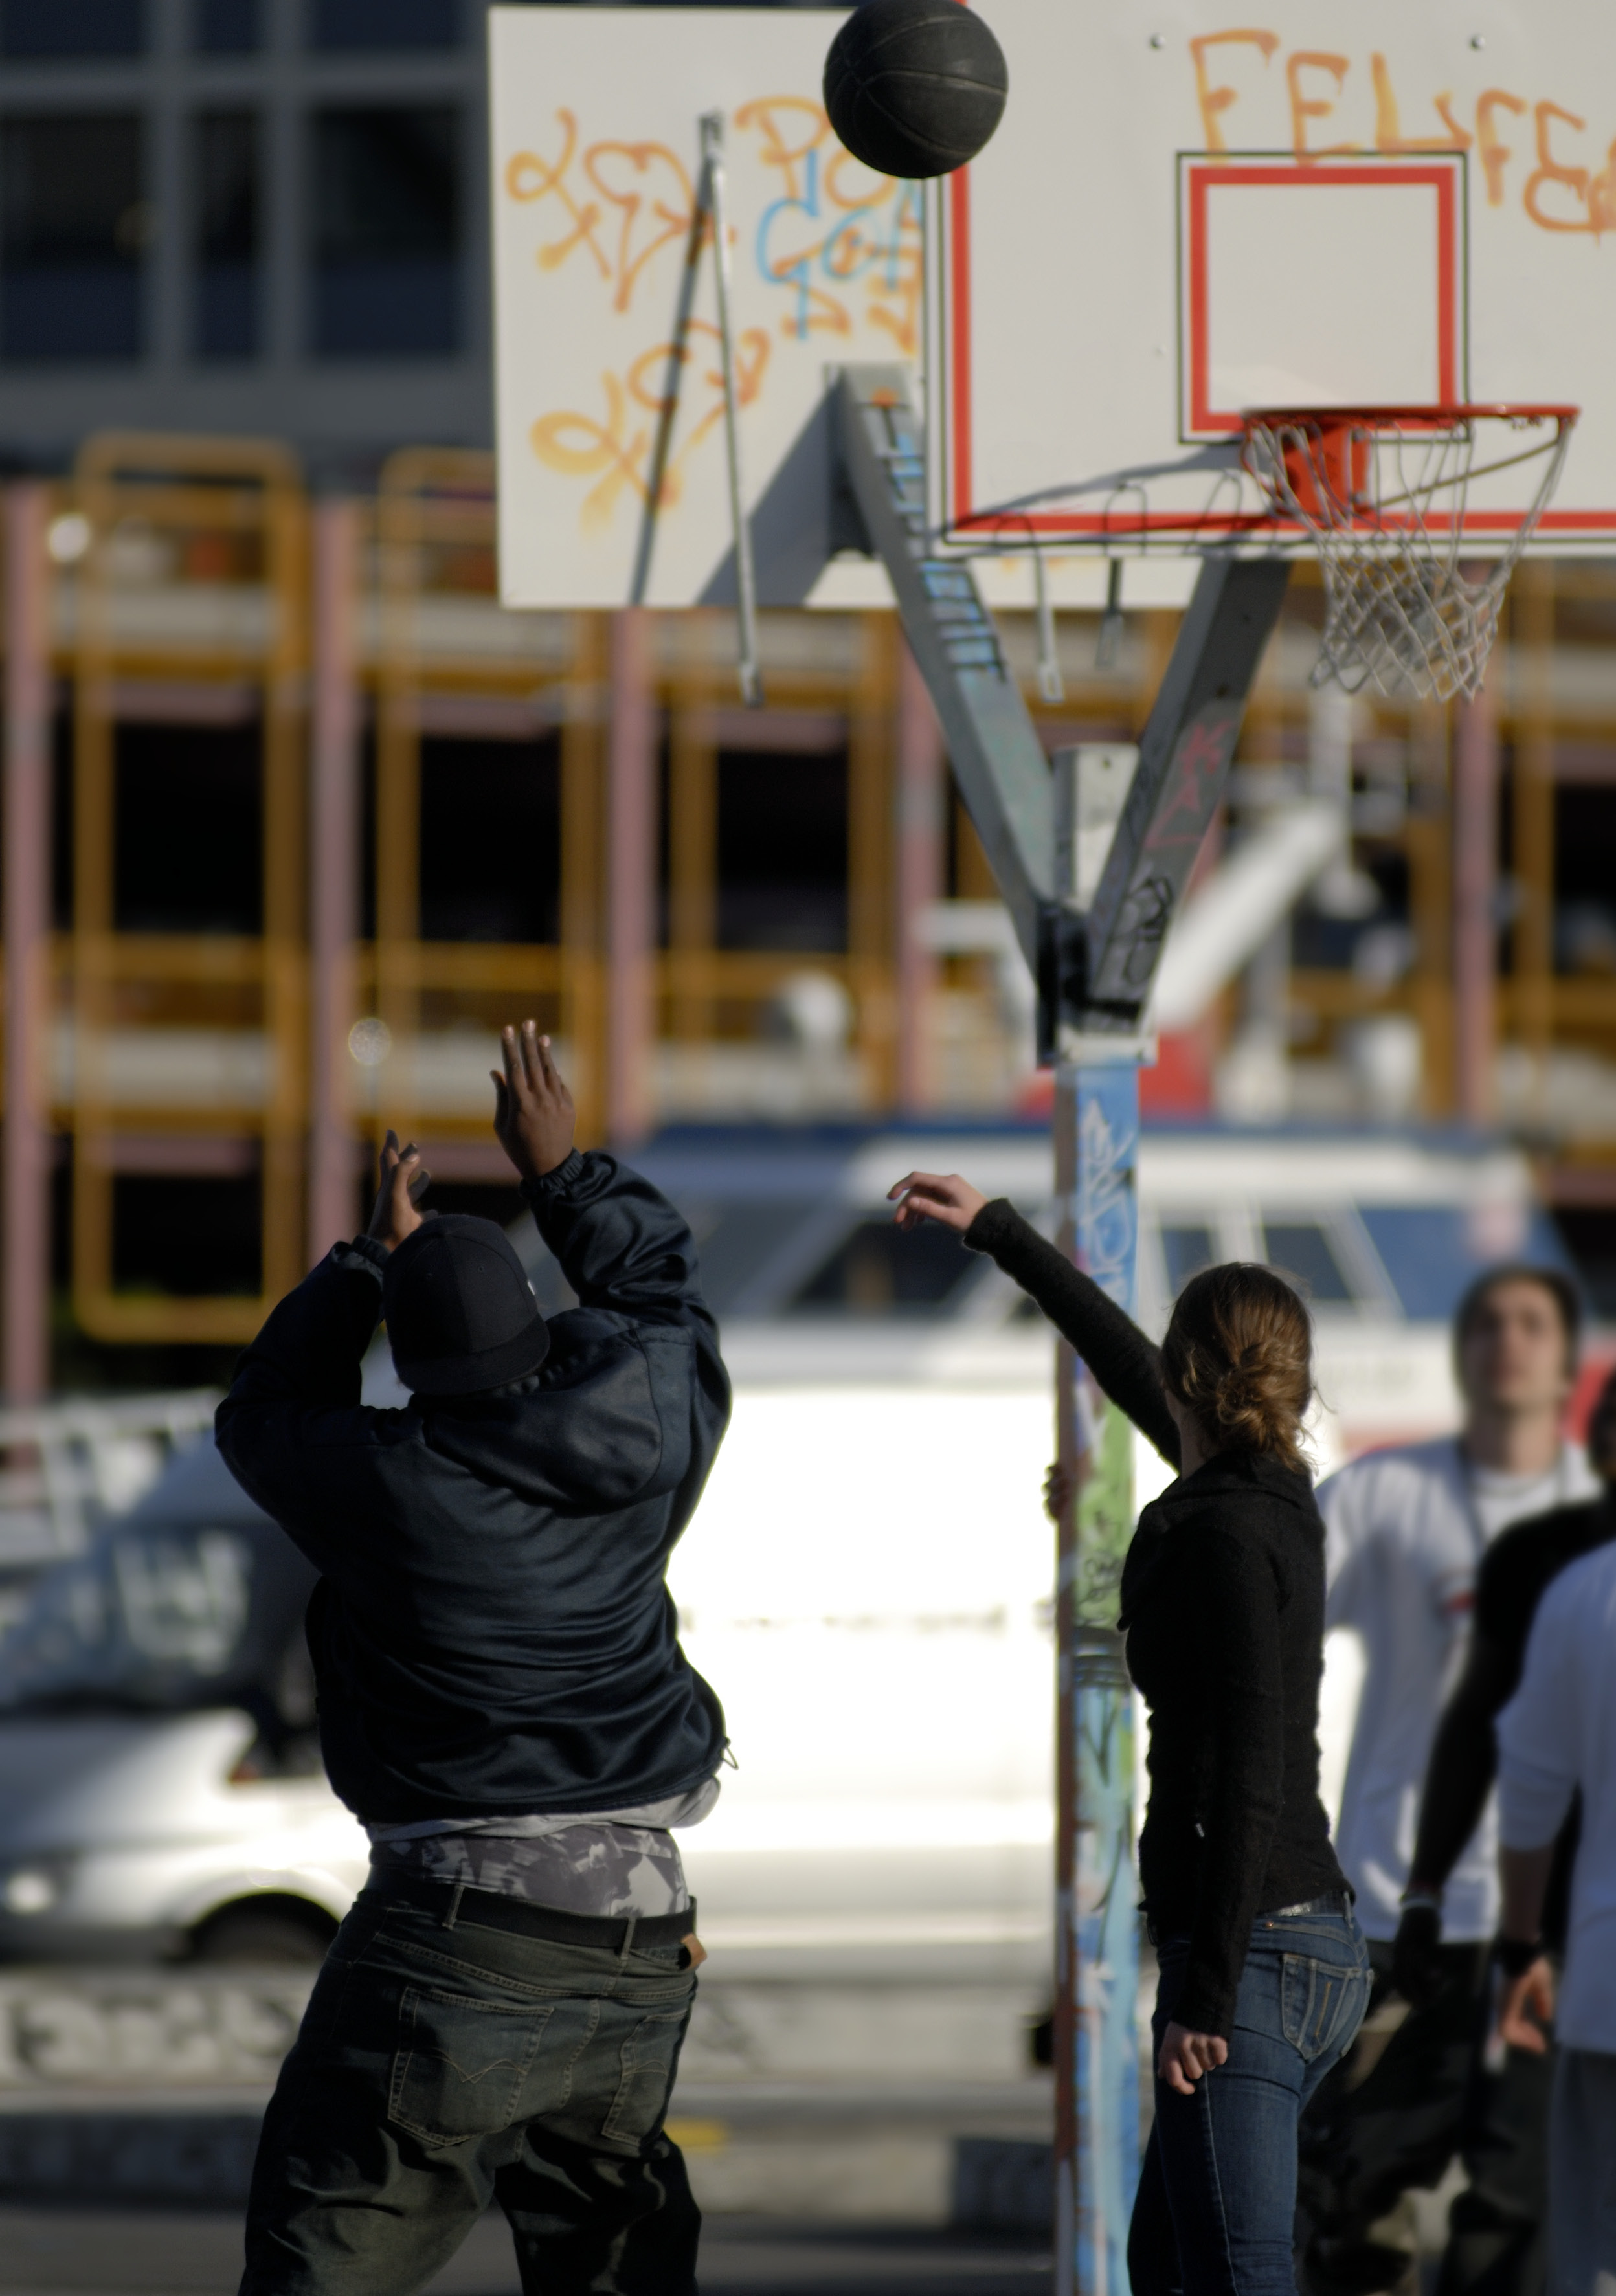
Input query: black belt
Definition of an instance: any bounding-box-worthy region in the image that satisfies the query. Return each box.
[374,1873,696,1954]
[1265,1891,1353,1921]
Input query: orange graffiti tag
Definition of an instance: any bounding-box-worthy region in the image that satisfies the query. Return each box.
[1190,30,1280,154]
[505,111,611,280]
[530,322,771,531]
[583,142,697,313]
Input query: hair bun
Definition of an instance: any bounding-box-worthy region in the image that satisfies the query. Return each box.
[1162,1266,1315,1471]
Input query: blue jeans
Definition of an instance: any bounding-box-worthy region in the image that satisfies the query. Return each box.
[1129,1902,1371,2296]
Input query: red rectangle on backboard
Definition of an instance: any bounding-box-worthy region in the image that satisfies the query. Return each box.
[1181,159,1462,438]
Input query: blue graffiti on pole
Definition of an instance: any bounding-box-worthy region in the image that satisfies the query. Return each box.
[1072,1063,1142,2296]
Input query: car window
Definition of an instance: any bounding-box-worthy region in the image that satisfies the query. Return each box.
[1261,1221,1354,1304]
[1160,1222,1216,1297]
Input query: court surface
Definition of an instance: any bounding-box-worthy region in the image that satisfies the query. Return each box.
[0,2210,1053,2296]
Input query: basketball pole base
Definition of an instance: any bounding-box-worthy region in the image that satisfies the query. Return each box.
[834,362,1287,2295]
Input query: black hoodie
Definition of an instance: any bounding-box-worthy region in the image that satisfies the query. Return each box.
[216,1149,731,1824]
[966,1199,1347,2038]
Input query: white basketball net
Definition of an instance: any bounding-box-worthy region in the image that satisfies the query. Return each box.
[1240,408,1575,704]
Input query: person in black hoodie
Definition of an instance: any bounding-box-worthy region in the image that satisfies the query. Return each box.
[218,1023,730,2296]
[890,1169,1371,2296]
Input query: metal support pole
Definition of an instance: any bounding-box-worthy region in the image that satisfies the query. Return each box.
[308,498,361,1262]
[701,112,762,709]
[605,608,656,1147]
[1453,673,1498,1126]
[1053,1056,1142,2296]
[895,640,943,1113]
[3,484,52,1401]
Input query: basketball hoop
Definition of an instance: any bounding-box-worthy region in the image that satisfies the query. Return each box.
[1240,406,1577,703]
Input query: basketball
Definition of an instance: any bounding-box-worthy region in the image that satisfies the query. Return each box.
[824,0,1008,181]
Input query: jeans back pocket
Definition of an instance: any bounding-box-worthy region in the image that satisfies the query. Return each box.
[1281,1952,1369,2066]
[389,1984,554,2146]
[600,2007,690,2147]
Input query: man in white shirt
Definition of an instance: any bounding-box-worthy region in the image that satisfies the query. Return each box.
[1299,1265,1595,2296]
[1494,1540,1616,2296]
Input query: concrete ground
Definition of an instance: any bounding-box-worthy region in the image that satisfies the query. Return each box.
[0,2209,1053,2296]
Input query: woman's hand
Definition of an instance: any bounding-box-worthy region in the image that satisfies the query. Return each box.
[1044,1462,1075,1523]
[1497,1956,1556,2055]
[887,1171,988,1233]
[492,1021,576,1180]
[1158,2021,1228,2096]
[366,1131,429,1253]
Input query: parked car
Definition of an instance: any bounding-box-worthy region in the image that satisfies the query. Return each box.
[0,1122,1583,1976]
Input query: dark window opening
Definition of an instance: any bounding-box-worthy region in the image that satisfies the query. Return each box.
[114,721,261,934]
[1554,1209,1616,1321]
[717,748,847,952]
[309,106,460,357]
[112,1174,262,1298]
[1160,1221,1215,1297]
[194,0,257,49]
[1555,788,1616,976]
[1,115,144,362]
[1,0,142,56]
[419,736,561,942]
[194,111,260,361]
[1261,1221,1352,1304]
[309,0,460,49]
[794,1219,973,1316]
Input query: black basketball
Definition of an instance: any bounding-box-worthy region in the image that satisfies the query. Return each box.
[824,0,1009,181]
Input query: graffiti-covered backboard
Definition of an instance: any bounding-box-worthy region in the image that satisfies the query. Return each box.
[932,0,1616,555]
[489,6,918,608]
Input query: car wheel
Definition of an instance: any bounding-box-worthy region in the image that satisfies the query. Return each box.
[190,1900,336,1966]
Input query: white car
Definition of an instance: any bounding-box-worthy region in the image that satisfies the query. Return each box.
[0,1123,1572,1980]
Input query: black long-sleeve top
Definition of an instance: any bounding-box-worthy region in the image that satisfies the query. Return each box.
[1411,1491,1616,1948]
[965,1199,1347,2038]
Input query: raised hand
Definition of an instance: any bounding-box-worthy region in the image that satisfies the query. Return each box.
[887,1170,989,1234]
[492,1021,576,1181]
[366,1131,430,1252]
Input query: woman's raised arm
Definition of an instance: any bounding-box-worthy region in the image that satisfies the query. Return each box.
[889,1173,1180,1469]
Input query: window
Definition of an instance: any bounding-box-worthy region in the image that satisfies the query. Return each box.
[717,748,849,950]
[0,116,145,362]
[1160,1221,1215,1297]
[793,1220,974,1316]
[1261,1221,1354,1304]
[309,107,460,357]
[1,0,142,56]
[193,112,259,359]
[309,0,459,48]
[194,0,257,53]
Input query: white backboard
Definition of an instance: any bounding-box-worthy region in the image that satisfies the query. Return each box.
[930,1,1616,553]
[490,6,921,609]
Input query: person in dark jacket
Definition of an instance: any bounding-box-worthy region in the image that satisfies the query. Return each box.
[889,1168,1371,2296]
[218,1023,730,2296]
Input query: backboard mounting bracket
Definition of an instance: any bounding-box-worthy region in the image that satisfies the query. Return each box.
[833,364,1289,1054]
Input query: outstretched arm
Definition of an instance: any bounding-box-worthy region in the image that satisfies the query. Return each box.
[216,1130,424,1537]
[889,1172,1180,1467]
[495,1021,717,1342]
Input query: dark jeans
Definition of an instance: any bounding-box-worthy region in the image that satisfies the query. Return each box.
[240,1882,701,2296]
[1130,1904,1371,2296]
[1297,1940,1553,2296]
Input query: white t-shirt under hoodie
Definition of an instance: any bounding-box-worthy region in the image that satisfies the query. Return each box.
[1318,1434,1598,1941]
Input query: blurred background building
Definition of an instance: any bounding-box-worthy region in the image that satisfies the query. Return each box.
[0,0,1611,1404]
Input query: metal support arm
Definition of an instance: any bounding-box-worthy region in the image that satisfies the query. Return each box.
[835,364,1290,1045]
[835,366,1053,966]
